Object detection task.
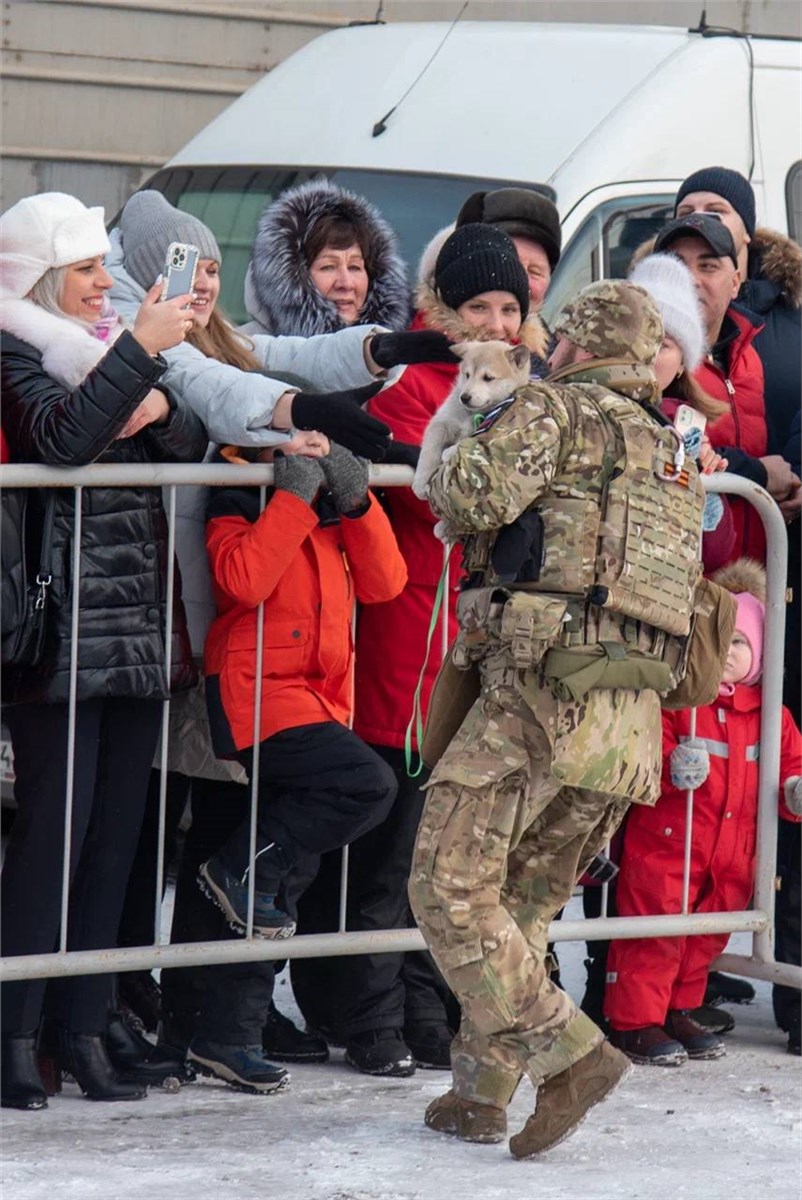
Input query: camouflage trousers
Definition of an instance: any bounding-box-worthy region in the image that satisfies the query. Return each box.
[409,688,629,1108]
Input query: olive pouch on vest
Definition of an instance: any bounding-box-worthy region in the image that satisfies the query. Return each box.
[542,643,675,703]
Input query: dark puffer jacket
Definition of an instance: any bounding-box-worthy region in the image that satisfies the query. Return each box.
[243,178,410,337]
[741,227,802,457]
[1,327,206,704]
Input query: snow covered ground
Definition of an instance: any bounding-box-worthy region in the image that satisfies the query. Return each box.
[2,916,800,1200]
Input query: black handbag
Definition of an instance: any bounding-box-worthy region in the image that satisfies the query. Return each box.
[1,487,57,669]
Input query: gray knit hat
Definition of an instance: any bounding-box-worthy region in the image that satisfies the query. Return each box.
[120,190,221,290]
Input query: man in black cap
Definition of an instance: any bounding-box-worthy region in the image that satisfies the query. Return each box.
[456,188,561,313]
[654,213,798,508]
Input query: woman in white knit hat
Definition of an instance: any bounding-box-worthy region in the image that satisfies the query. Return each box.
[0,192,206,1110]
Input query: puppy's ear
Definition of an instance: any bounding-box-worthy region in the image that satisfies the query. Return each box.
[450,342,470,360]
[507,344,531,372]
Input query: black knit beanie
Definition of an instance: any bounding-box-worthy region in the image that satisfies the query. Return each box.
[675,167,756,237]
[434,224,530,317]
[456,187,562,269]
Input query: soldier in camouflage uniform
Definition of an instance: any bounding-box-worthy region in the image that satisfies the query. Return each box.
[409,280,706,1158]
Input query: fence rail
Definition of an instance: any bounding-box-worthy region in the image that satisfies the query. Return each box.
[0,463,797,992]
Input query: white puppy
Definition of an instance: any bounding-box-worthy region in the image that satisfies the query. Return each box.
[412,340,531,505]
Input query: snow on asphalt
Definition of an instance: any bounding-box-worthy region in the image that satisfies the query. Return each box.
[2,921,800,1200]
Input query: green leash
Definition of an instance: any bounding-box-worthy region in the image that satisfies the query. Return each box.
[404,556,450,778]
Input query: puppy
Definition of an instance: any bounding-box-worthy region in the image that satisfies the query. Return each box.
[412,340,531,506]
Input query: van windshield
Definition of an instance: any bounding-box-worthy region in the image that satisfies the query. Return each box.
[144,166,541,325]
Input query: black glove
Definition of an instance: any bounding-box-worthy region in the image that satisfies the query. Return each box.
[318,443,370,515]
[490,511,545,583]
[291,382,390,462]
[272,451,326,507]
[369,330,460,370]
[381,440,421,468]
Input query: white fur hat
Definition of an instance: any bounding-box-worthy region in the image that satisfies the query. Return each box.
[628,252,705,371]
[0,192,110,300]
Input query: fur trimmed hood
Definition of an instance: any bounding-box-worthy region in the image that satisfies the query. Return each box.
[415,280,548,360]
[0,296,123,390]
[631,227,802,308]
[711,556,766,603]
[244,179,410,337]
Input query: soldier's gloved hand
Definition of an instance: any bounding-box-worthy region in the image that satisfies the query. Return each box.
[291,383,390,461]
[319,442,370,516]
[369,330,460,370]
[670,740,710,791]
[784,776,802,817]
[272,450,326,508]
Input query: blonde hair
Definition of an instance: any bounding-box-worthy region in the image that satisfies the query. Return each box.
[187,307,260,371]
[669,371,728,421]
[27,264,99,332]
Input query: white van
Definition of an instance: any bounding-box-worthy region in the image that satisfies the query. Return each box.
[142,21,801,324]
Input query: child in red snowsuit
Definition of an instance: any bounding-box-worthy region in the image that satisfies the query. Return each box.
[605,561,802,1066]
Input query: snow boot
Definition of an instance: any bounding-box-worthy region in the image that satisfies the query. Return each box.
[664,1009,726,1060]
[344,1029,415,1077]
[198,857,296,939]
[187,1040,289,1094]
[786,1017,801,1056]
[509,1040,631,1159]
[1,1034,48,1110]
[688,1004,735,1035]
[404,1024,453,1070]
[262,1003,329,1064]
[705,971,755,1006]
[424,1090,507,1143]
[106,1011,195,1090]
[609,1024,688,1066]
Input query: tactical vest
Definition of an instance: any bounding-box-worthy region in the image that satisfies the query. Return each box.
[457,374,705,699]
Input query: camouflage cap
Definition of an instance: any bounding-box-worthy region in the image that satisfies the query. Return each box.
[553,280,664,365]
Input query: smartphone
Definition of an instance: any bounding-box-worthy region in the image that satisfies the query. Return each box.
[673,404,707,438]
[160,242,199,302]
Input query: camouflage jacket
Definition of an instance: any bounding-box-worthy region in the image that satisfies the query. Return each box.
[427,359,691,804]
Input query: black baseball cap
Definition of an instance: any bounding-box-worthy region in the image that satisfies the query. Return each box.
[654,213,738,267]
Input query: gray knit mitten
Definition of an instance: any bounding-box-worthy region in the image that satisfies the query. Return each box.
[670,739,710,791]
[784,776,802,817]
[319,442,370,515]
[272,451,326,507]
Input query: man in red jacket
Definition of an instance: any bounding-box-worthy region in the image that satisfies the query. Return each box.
[186,437,408,1095]
[653,213,800,561]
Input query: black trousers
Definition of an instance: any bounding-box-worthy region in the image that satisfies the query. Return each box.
[773,820,801,1037]
[1,698,161,1034]
[196,723,396,1045]
[291,745,457,1041]
[117,768,188,951]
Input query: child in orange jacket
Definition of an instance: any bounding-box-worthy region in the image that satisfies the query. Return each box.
[605,559,802,1067]
[189,437,408,1093]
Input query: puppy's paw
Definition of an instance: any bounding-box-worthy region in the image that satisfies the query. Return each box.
[441,444,459,463]
[433,519,456,545]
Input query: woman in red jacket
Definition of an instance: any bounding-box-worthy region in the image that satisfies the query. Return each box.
[291,224,547,1078]
[604,559,802,1066]
[186,436,407,1094]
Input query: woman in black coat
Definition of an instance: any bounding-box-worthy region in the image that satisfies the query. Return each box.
[0,191,206,1109]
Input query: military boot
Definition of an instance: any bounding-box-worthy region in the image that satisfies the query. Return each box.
[424,1089,507,1144]
[509,1040,631,1159]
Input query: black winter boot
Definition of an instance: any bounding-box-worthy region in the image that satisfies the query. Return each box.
[664,1009,726,1060]
[345,1029,415,1077]
[688,1004,735,1035]
[404,1024,453,1069]
[58,1029,147,1101]
[1,1034,48,1110]
[609,1025,687,1067]
[262,1003,329,1064]
[106,1011,195,1088]
[705,971,755,1006]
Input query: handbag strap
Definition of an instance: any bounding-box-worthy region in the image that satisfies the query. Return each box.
[35,491,57,599]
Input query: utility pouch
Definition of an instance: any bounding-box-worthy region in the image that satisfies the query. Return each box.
[542,643,675,702]
[499,591,569,669]
[453,587,503,666]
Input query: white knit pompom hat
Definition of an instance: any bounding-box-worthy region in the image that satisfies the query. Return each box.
[628,252,706,371]
[0,192,110,300]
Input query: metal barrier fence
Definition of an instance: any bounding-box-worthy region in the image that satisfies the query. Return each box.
[0,464,798,991]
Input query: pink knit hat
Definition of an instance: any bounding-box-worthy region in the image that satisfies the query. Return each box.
[733,591,764,685]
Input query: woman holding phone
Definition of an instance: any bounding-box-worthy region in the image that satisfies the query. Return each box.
[0,191,206,1109]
